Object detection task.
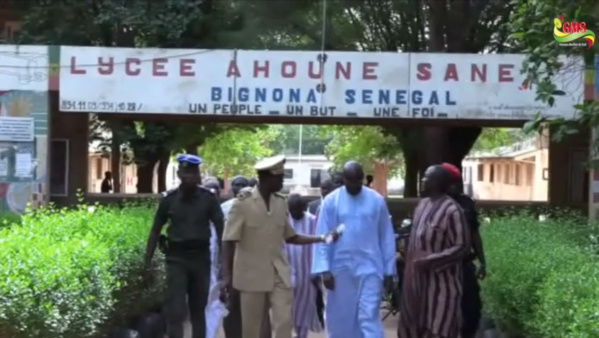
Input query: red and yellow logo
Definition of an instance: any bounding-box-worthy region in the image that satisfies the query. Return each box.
[553,16,595,49]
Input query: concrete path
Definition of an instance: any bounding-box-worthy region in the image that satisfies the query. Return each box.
[184,313,400,337]
[182,314,498,337]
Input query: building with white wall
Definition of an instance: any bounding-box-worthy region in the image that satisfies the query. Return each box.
[283,155,333,195]
[462,136,549,201]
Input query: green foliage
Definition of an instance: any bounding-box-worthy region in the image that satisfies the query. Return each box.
[0,201,162,337]
[4,198,599,337]
[0,212,21,229]
[200,126,280,177]
[17,0,527,187]
[237,0,519,177]
[14,0,207,46]
[472,128,527,152]
[510,0,599,163]
[321,125,403,176]
[481,211,599,337]
[15,0,256,187]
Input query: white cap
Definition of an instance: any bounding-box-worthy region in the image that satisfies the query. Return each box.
[254,155,286,175]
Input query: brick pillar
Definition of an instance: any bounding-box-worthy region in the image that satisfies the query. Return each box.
[373,161,389,197]
[548,124,589,210]
[589,57,599,219]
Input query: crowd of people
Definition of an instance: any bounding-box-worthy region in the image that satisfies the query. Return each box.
[143,154,486,338]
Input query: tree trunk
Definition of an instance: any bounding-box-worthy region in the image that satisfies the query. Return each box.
[423,126,450,166]
[136,160,158,193]
[185,145,198,155]
[395,126,422,197]
[446,127,483,171]
[157,152,170,192]
[403,152,419,197]
[412,2,486,175]
[416,127,482,176]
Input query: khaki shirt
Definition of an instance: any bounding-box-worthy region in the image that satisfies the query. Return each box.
[223,187,297,292]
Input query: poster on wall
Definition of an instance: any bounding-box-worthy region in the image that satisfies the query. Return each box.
[0,45,49,216]
[0,117,34,142]
[0,97,44,214]
[59,46,584,121]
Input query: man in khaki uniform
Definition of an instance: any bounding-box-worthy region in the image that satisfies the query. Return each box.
[222,155,339,338]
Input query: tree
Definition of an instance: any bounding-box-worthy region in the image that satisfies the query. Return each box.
[363,0,515,196]
[14,0,268,192]
[16,0,522,194]
[200,126,280,178]
[510,0,599,163]
[471,128,526,152]
[236,0,517,196]
[322,125,404,177]
[321,126,522,182]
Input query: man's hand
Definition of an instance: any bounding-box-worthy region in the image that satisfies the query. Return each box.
[322,230,342,243]
[219,272,234,308]
[222,273,232,290]
[477,264,486,280]
[321,272,335,291]
[413,258,431,271]
[219,285,228,304]
[221,286,238,311]
[330,230,341,242]
[413,250,432,271]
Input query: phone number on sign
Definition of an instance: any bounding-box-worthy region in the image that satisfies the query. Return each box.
[60,100,142,112]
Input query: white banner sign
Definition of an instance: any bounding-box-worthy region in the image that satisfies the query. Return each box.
[0,117,34,142]
[0,45,48,91]
[59,46,584,120]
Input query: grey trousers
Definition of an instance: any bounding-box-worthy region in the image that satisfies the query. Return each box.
[164,253,211,338]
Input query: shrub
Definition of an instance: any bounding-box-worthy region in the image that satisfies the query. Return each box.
[481,211,599,338]
[0,203,165,337]
[0,211,21,229]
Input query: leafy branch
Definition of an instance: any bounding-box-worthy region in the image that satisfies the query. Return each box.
[510,0,599,162]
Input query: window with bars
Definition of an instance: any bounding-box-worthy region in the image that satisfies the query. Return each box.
[284,169,293,179]
[477,164,484,181]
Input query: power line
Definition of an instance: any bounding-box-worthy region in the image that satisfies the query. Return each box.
[0,49,217,69]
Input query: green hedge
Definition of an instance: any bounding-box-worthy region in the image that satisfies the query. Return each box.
[4,203,598,337]
[481,212,599,338]
[0,212,21,229]
[0,203,164,338]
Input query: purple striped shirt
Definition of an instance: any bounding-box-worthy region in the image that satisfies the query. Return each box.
[398,196,471,338]
[285,213,323,334]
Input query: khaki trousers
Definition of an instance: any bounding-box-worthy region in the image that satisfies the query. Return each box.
[239,275,292,338]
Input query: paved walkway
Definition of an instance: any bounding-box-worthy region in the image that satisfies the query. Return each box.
[185,313,400,337]
[182,313,500,337]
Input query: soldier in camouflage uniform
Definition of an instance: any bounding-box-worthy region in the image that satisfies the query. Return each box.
[144,154,224,338]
